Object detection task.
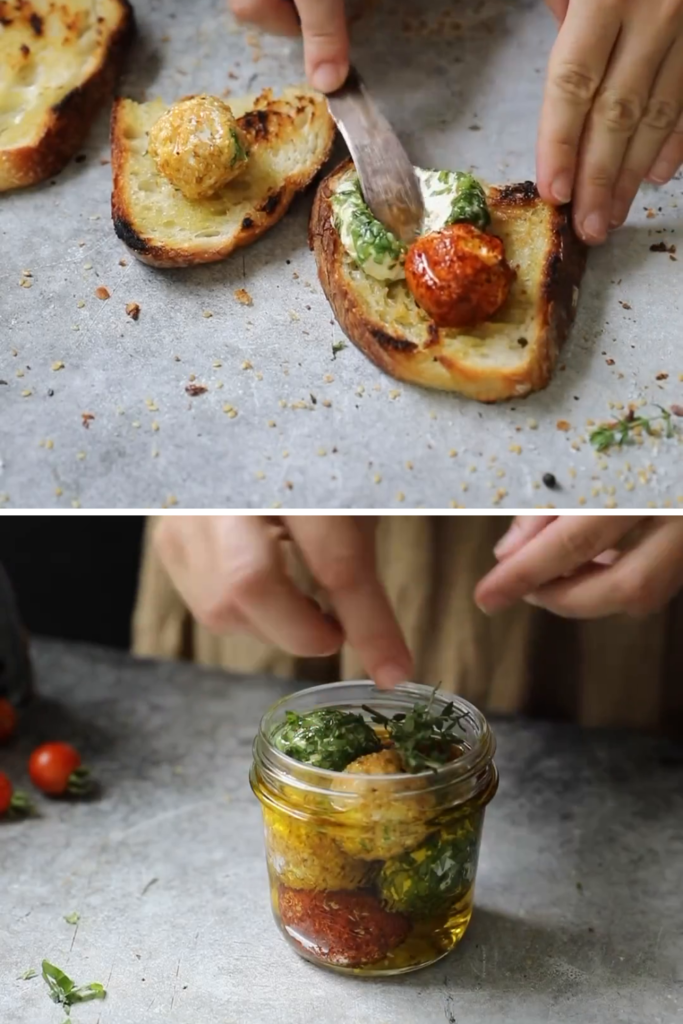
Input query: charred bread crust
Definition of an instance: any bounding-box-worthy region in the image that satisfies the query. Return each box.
[310,158,588,402]
[487,180,588,394]
[0,0,135,192]
[110,92,336,268]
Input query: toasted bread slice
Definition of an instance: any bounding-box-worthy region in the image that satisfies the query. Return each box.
[0,0,134,192]
[310,159,587,402]
[111,87,336,268]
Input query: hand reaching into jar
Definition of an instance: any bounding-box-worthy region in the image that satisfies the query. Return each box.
[475,515,683,618]
[155,515,412,689]
[540,0,683,243]
[229,0,349,92]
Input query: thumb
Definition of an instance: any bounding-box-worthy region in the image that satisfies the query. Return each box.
[295,0,349,93]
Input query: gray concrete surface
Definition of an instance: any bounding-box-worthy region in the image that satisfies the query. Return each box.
[2,638,682,1023]
[2,0,682,508]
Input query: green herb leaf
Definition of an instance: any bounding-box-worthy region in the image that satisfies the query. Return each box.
[64,912,80,926]
[41,961,106,1010]
[272,708,381,771]
[362,687,469,773]
[70,982,106,1004]
[331,340,347,359]
[229,126,248,166]
[42,961,75,1006]
[19,968,37,980]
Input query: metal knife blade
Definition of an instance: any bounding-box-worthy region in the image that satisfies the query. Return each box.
[326,66,424,244]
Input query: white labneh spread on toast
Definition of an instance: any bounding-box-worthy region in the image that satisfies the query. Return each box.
[330,167,491,283]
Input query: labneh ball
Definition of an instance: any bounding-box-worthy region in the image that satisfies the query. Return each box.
[263,807,370,891]
[278,886,411,967]
[405,222,515,328]
[148,94,248,199]
[330,747,432,861]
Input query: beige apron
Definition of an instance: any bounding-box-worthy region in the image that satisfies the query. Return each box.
[132,517,683,736]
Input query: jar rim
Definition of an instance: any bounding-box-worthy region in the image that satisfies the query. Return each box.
[253,680,496,798]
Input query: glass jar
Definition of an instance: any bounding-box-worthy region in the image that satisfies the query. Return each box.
[250,681,498,976]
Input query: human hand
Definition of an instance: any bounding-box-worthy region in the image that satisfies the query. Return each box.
[538,0,683,244]
[228,0,349,92]
[475,515,683,618]
[155,515,412,689]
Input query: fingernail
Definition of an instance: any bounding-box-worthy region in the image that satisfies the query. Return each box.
[647,161,671,185]
[550,172,573,204]
[581,210,607,244]
[609,199,628,230]
[475,594,508,616]
[493,525,519,560]
[374,662,411,690]
[311,62,345,93]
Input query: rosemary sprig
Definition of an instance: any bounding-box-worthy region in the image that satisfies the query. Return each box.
[590,405,675,453]
[362,687,469,773]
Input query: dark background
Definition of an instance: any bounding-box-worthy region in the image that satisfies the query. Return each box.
[1,516,145,649]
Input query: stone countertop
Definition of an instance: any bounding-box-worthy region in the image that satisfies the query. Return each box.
[2,638,682,1024]
[2,0,682,509]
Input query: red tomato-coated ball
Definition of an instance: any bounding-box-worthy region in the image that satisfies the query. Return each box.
[405,222,515,328]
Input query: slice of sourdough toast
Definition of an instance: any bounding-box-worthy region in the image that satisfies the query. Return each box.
[310,158,587,403]
[111,87,336,268]
[0,0,134,192]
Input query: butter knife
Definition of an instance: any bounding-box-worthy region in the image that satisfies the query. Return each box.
[326,66,424,244]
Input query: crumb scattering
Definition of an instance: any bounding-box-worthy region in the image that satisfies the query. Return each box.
[95,286,111,300]
[126,302,141,320]
[234,288,253,306]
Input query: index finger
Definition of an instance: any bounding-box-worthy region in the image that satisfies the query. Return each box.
[295,0,349,93]
[474,515,645,614]
[285,516,413,689]
[537,0,621,205]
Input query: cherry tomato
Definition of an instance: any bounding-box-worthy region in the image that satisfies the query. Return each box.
[405,222,515,328]
[28,742,91,796]
[0,771,34,817]
[0,698,17,742]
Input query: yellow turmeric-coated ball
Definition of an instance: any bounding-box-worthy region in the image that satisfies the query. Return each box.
[263,806,371,891]
[330,748,433,861]
[148,94,248,199]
